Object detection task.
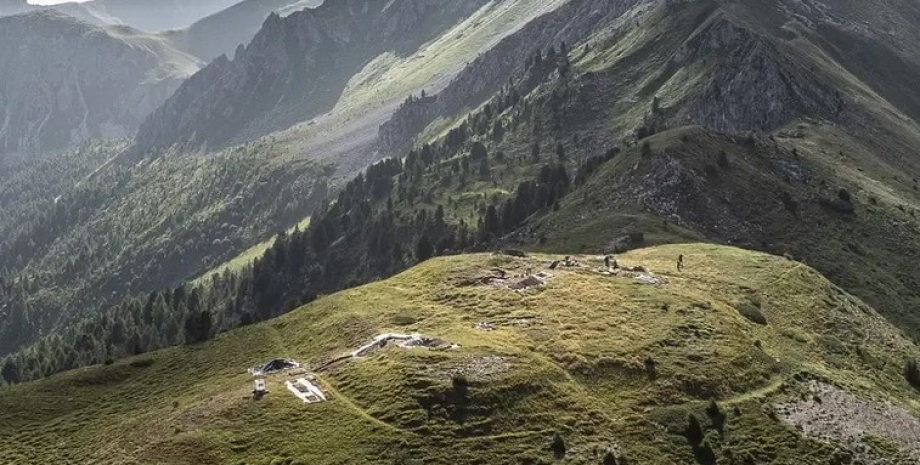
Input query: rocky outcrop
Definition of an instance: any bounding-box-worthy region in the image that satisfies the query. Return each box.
[163,0,323,62]
[670,18,843,133]
[378,95,439,156]
[0,11,200,157]
[90,0,244,32]
[132,0,490,155]
[377,0,652,155]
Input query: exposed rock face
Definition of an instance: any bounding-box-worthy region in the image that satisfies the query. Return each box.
[378,0,653,155]
[0,11,200,158]
[132,0,489,155]
[378,95,440,156]
[379,0,879,155]
[163,0,324,62]
[90,0,244,32]
[670,18,843,133]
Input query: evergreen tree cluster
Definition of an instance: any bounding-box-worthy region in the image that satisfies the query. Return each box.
[0,145,330,359]
[480,163,571,242]
[2,44,613,385]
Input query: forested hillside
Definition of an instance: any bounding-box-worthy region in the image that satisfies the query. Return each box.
[0,141,332,358]
[3,0,920,406]
[3,1,920,463]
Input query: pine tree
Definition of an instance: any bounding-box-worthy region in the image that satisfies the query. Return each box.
[717,151,729,169]
[551,432,566,459]
[470,142,488,160]
[906,359,920,389]
[184,310,212,345]
[481,205,502,242]
[479,158,491,179]
[603,451,618,465]
[707,399,726,431]
[2,357,20,385]
[641,141,652,157]
[686,414,704,445]
[416,235,434,261]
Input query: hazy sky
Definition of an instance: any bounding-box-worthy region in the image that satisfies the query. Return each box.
[29,1,92,4]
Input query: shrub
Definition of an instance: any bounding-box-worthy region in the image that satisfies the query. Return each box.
[717,151,729,168]
[706,400,726,432]
[704,164,719,177]
[819,197,855,215]
[829,448,853,465]
[838,188,852,203]
[780,191,798,215]
[641,141,652,158]
[129,359,155,368]
[603,451,618,465]
[391,314,417,326]
[737,303,768,325]
[905,359,920,389]
[686,414,704,445]
[551,432,566,459]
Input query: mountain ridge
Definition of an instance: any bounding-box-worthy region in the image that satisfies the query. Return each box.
[3,0,920,463]
[161,0,324,62]
[0,10,200,160]
[131,0,494,155]
[2,246,919,464]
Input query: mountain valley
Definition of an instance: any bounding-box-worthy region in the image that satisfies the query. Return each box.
[1,0,920,464]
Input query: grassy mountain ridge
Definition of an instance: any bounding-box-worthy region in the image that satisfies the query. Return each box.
[9,0,920,382]
[525,123,920,334]
[2,246,919,464]
[0,0,574,363]
[4,1,920,462]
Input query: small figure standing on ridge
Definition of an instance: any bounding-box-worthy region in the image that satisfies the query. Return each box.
[677,254,685,272]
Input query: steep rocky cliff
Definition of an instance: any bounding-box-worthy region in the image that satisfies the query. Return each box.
[163,0,324,62]
[132,0,490,155]
[0,11,200,158]
[378,0,653,155]
[664,17,844,133]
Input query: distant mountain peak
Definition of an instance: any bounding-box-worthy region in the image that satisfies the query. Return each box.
[0,10,200,157]
[133,0,491,155]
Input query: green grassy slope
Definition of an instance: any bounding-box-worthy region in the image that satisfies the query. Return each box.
[528,124,920,335]
[193,216,313,285]
[2,245,918,464]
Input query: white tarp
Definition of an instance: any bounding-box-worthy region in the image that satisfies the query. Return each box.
[286,378,327,404]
